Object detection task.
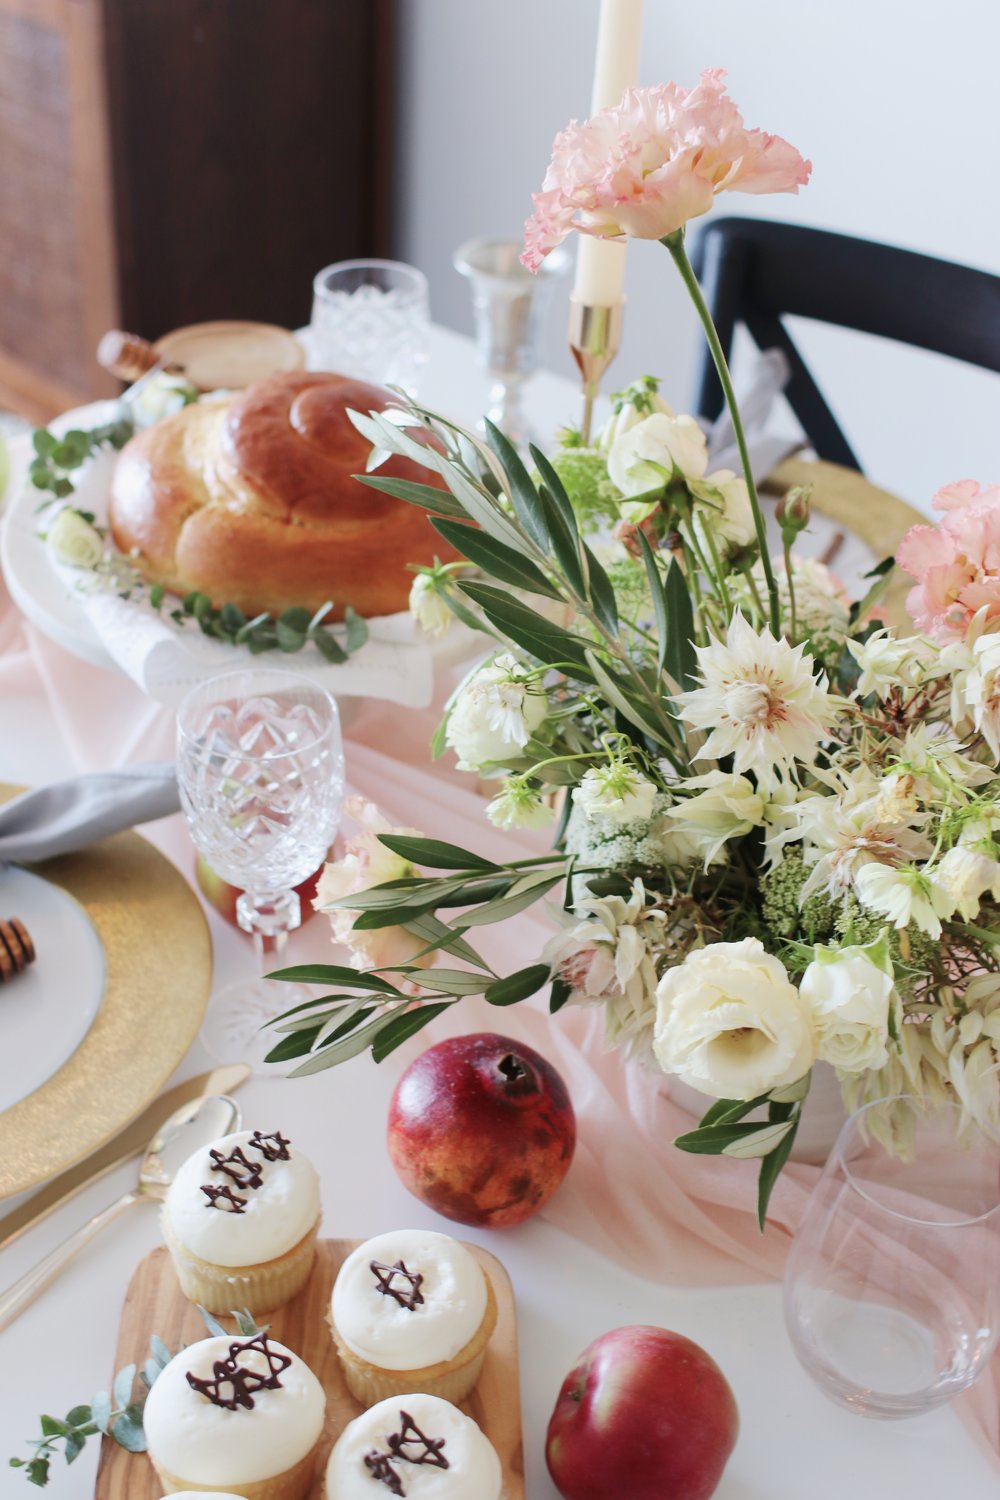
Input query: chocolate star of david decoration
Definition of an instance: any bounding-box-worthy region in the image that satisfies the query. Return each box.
[209,1144,265,1190]
[371,1259,425,1312]
[199,1182,247,1213]
[364,1449,405,1495]
[387,1411,449,1470]
[186,1334,291,1411]
[249,1128,291,1161]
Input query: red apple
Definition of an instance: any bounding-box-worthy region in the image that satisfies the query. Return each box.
[546,1325,739,1500]
[387,1032,576,1227]
[194,853,324,945]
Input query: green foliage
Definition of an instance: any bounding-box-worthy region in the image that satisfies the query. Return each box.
[157,592,368,661]
[547,445,623,529]
[30,419,133,505]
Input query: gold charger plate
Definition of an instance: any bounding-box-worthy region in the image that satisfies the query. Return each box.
[0,785,212,1199]
[763,456,925,629]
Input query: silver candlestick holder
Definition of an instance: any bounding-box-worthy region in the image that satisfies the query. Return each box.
[454,237,569,448]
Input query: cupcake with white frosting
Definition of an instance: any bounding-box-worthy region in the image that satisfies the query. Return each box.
[162,1128,320,1314]
[325,1393,502,1499]
[330,1229,497,1406]
[143,1332,326,1500]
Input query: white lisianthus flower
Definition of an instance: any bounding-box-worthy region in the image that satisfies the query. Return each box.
[607,412,708,517]
[573,764,657,826]
[313,797,432,973]
[653,937,817,1101]
[666,770,765,868]
[445,653,548,771]
[799,937,896,1074]
[47,508,104,569]
[687,469,756,556]
[485,778,556,832]
[854,862,954,939]
[847,629,939,699]
[934,845,1000,921]
[409,572,453,638]
[677,612,839,792]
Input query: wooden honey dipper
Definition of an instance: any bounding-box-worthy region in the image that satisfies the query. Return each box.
[96,330,185,384]
[0,918,35,985]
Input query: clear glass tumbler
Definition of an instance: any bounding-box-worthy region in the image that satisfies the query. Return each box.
[309,258,430,392]
[784,1095,1000,1418]
[176,667,344,1068]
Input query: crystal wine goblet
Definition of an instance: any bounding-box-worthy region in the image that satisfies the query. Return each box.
[176,667,344,1069]
[784,1094,1000,1418]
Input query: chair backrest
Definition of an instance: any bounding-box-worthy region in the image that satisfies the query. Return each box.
[690,217,1000,471]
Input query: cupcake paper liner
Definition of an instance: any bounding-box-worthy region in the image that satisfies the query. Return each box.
[332,1271,498,1406]
[162,1216,319,1315]
[152,1441,318,1499]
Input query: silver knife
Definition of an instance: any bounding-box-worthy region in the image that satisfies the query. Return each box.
[0,1063,250,1251]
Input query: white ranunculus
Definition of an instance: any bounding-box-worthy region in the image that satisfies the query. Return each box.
[409,572,453,637]
[666,770,765,867]
[445,653,548,771]
[688,469,756,556]
[607,412,708,506]
[47,508,104,569]
[573,765,657,827]
[799,942,895,1074]
[653,937,816,1101]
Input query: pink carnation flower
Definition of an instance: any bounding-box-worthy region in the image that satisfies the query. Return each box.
[898,482,1000,641]
[522,70,811,272]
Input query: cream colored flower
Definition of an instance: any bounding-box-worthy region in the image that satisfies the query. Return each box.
[409,572,453,637]
[607,411,708,505]
[665,770,764,867]
[847,628,939,699]
[962,628,1000,762]
[544,879,666,1056]
[687,469,755,556]
[934,845,1000,921]
[314,797,431,973]
[799,940,896,1074]
[573,764,657,827]
[445,653,548,771]
[677,612,839,792]
[47,508,104,569]
[795,767,931,901]
[853,862,953,939]
[595,380,675,450]
[653,937,816,1100]
[485,778,556,832]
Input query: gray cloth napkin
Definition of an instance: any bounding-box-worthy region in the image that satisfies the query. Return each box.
[0,763,180,864]
[705,348,802,483]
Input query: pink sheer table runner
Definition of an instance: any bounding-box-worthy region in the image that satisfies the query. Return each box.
[1,570,997,1460]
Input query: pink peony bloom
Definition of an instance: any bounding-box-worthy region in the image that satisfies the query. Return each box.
[314,796,432,976]
[522,70,811,272]
[898,482,1000,640]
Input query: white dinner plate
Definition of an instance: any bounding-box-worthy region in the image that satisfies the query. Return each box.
[0,865,105,1112]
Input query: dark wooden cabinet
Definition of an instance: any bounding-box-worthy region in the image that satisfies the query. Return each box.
[0,0,393,421]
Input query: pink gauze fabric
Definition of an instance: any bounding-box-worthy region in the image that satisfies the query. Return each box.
[0,573,996,1463]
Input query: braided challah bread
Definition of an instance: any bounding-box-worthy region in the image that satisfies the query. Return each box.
[108,371,456,618]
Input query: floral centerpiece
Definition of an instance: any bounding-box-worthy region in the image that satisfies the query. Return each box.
[269,72,1000,1223]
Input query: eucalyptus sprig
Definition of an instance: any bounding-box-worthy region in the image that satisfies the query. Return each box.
[8,1307,265,1487]
[154,590,369,661]
[28,420,134,505]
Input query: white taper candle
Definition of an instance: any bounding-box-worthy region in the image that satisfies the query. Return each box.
[572,0,643,307]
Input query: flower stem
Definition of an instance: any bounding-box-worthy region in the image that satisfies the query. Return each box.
[661,230,781,636]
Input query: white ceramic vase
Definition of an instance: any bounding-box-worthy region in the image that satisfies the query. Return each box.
[666,1061,847,1166]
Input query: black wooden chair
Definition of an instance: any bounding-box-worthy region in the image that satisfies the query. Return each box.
[690,217,1000,471]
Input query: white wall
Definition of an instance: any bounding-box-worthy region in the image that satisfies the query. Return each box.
[395,0,1000,513]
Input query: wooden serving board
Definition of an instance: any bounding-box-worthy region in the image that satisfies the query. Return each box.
[95,1240,524,1499]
